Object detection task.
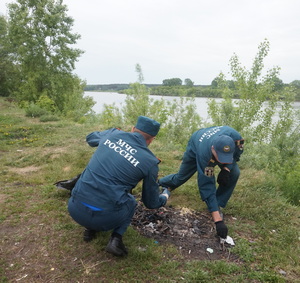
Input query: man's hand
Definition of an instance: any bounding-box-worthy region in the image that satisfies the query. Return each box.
[215,220,228,239]
[217,168,230,187]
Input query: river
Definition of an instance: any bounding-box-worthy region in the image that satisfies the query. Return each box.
[85,91,300,122]
[86,92,221,122]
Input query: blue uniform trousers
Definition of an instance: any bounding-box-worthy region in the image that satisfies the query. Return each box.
[68,195,136,235]
[160,161,240,210]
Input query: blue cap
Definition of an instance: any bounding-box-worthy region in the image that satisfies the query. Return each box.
[213,135,235,164]
[135,116,160,136]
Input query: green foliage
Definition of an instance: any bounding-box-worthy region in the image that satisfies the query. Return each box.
[290,80,300,100]
[135,63,144,83]
[122,82,169,126]
[184,78,194,87]
[163,95,202,147]
[39,114,60,122]
[162,78,183,86]
[0,15,18,97]
[150,85,223,98]
[280,158,300,205]
[100,81,202,147]
[98,104,123,129]
[25,102,50,118]
[36,94,56,112]
[6,0,89,120]
[150,85,187,96]
[59,76,95,121]
[194,87,223,98]
[207,39,299,204]
[208,39,298,144]
[84,84,130,92]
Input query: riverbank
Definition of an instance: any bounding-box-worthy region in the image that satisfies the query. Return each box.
[1,97,299,282]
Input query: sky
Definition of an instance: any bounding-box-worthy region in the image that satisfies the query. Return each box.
[0,0,300,85]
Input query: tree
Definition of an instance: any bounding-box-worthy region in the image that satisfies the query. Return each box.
[207,38,298,157]
[135,63,144,83]
[290,80,300,100]
[184,78,194,87]
[211,78,235,90]
[290,80,300,88]
[162,78,182,86]
[7,0,93,116]
[211,77,218,89]
[0,15,17,97]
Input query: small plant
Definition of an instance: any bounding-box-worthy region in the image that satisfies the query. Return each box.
[39,114,60,122]
[281,160,300,205]
[25,102,49,118]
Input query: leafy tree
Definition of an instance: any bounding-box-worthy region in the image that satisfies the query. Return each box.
[122,82,168,127]
[211,78,218,89]
[164,95,202,147]
[163,78,182,86]
[290,80,300,88]
[270,76,284,92]
[184,78,194,87]
[7,0,93,117]
[208,39,297,141]
[290,80,300,100]
[0,15,17,97]
[211,78,234,90]
[135,63,144,83]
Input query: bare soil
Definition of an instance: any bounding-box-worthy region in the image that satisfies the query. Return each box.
[131,201,240,262]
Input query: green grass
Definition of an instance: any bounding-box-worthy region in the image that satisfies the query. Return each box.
[0,97,299,282]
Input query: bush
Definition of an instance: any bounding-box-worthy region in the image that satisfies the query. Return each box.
[98,104,123,129]
[39,114,60,122]
[281,160,300,205]
[25,103,49,118]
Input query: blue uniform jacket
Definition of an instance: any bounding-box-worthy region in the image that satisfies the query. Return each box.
[71,128,167,210]
[160,126,243,212]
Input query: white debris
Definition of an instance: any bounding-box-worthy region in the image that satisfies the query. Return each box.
[16,274,28,281]
[220,235,235,246]
[206,248,214,253]
[225,235,235,246]
[279,269,287,276]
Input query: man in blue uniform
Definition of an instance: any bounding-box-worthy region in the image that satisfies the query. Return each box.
[68,116,170,256]
[159,126,244,240]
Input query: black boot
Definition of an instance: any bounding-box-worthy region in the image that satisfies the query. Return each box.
[54,174,81,191]
[105,234,128,256]
[83,229,96,242]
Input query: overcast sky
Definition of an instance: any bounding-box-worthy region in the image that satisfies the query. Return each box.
[1,0,299,85]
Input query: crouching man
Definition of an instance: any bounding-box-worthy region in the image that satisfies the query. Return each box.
[68,116,170,256]
[159,126,244,240]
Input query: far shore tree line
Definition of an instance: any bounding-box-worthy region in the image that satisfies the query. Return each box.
[84,78,300,100]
